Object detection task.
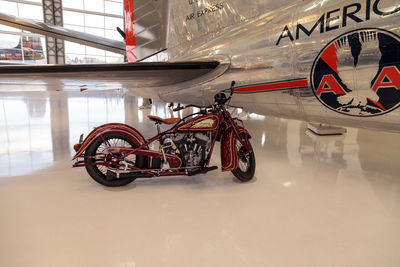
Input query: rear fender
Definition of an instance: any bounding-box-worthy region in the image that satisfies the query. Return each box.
[72,123,147,160]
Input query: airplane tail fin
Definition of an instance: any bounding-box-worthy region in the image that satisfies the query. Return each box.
[124,0,169,63]
[14,37,22,49]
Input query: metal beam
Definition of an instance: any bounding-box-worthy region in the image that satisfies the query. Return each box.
[42,0,65,64]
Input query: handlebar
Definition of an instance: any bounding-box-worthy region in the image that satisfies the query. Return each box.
[230,81,236,96]
[172,103,182,112]
[172,105,184,112]
[171,80,236,111]
[225,80,236,102]
[173,104,212,112]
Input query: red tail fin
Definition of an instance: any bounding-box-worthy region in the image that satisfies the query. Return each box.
[123,0,169,62]
[124,0,137,63]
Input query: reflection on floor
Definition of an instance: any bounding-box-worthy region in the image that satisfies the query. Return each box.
[0,90,400,267]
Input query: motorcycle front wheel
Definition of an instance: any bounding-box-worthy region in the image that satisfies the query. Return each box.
[84,132,137,187]
[231,138,256,182]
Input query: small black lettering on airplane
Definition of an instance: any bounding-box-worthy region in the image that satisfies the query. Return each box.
[276,0,400,46]
[186,2,224,22]
[188,0,201,5]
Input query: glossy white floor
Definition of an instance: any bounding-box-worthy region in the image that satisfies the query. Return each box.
[0,90,400,267]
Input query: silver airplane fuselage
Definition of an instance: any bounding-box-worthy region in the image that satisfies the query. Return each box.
[152,0,400,132]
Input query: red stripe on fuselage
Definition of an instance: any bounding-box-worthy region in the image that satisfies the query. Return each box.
[124,0,137,63]
[234,79,308,93]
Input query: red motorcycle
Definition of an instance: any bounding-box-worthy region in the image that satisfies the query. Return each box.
[72,81,255,187]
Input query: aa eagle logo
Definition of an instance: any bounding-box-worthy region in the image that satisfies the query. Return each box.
[311,28,400,117]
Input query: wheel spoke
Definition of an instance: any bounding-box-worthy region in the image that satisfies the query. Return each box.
[92,136,136,175]
[84,133,141,187]
[236,139,250,172]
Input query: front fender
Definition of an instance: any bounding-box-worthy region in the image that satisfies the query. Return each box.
[72,123,147,160]
[237,126,251,139]
[220,126,252,171]
[221,128,238,171]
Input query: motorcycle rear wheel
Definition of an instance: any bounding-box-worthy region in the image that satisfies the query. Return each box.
[231,139,256,182]
[84,132,137,187]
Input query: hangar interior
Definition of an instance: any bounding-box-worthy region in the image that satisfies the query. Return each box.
[0,1,400,267]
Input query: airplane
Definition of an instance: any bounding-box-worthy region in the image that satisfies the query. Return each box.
[0,0,399,133]
[0,35,45,62]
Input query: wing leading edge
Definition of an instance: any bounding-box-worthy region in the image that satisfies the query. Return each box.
[0,61,226,95]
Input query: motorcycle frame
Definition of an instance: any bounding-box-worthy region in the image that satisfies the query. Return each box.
[73,104,252,176]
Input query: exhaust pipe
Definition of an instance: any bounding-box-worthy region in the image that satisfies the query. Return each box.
[106,170,154,181]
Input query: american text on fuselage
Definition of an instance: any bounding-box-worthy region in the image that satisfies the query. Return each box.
[276,0,400,45]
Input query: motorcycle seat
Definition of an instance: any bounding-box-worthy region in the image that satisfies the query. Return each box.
[148,115,180,125]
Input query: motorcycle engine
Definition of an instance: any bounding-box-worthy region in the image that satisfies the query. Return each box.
[162,132,211,168]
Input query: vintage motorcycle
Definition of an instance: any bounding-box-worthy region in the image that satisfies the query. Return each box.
[72,81,255,187]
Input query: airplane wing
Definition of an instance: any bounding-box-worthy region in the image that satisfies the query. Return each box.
[0,12,125,55]
[0,61,228,96]
[0,12,229,97]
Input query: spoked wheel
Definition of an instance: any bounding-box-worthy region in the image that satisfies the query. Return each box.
[84,132,137,187]
[231,137,256,182]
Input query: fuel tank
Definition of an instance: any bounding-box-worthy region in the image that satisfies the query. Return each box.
[177,114,219,132]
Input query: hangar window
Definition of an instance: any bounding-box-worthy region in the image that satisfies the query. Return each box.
[63,0,125,64]
[0,0,124,64]
[0,0,47,64]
